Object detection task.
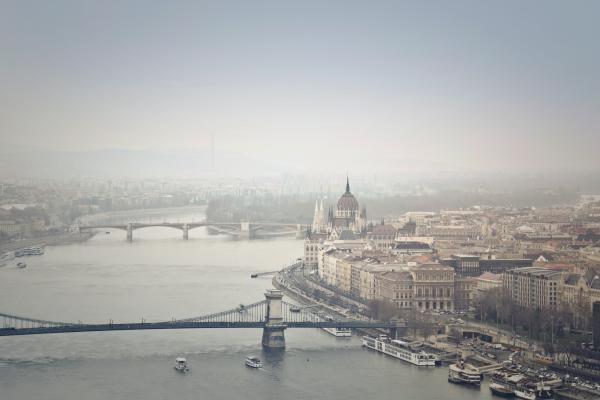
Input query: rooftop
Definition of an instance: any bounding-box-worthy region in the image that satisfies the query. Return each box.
[506,266,563,278]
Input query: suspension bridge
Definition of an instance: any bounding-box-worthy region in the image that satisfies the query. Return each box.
[0,290,402,348]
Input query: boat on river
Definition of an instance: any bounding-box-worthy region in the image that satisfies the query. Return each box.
[245,355,262,369]
[321,316,351,337]
[174,357,189,372]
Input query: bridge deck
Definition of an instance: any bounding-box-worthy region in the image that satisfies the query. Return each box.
[0,321,396,336]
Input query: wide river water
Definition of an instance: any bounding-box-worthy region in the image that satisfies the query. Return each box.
[0,209,497,399]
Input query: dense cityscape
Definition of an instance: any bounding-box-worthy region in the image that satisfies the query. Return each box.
[2,175,600,398]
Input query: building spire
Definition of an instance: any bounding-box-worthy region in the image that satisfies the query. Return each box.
[346,175,350,193]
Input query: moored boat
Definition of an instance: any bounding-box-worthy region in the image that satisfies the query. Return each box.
[321,316,352,337]
[514,387,535,400]
[533,383,554,399]
[15,246,44,257]
[362,336,437,366]
[448,361,482,386]
[322,326,352,337]
[490,381,515,397]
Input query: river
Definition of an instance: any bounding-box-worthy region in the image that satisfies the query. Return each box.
[0,209,497,400]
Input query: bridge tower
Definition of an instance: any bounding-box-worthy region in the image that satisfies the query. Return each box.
[240,221,250,239]
[262,289,286,348]
[126,223,133,242]
[295,224,304,239]
[182,224,189,240]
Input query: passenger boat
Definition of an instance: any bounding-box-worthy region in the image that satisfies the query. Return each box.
[448,361,482,386]
[514,387,536,400]
[532,383,554,399]
[174,357,189,372]
[322,326,352,337]
[362,336,437,366]
[15,246,44,257]
[489,381,515,397]
[321,315,351,337]
[245,355,262,369]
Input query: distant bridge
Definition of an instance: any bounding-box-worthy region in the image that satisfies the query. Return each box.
[78,221,310,241]
[0,290,402,348]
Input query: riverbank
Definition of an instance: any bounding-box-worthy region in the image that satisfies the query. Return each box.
[273,264,399,340]
[0,231,93,254]
[272,264,349,319]
[275,266,600,398]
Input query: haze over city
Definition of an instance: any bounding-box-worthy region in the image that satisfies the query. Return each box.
[2,1,599,178]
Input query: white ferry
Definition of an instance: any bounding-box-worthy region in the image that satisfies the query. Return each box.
[15,246,44,257]
[361,336,437,366]
[448,361,482,386]
[514,387,536,400]
[489,381,514,397]
[321,315,352,337]
[321,316,351,337]
[174,357,189,373]
[245,355,262,369]
[322,326,352,337]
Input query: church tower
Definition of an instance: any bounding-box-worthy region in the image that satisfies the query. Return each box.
[311,200,320,233]
[311,198,328,233]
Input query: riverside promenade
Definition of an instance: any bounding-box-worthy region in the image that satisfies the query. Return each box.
[273,263,372,323]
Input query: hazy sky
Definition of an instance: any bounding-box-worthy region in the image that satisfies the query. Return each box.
[1,1,599,174]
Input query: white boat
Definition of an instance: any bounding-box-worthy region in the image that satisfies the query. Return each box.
[489,381,515,397]
[362,336,437,366]
[174,357,189,372]
[514,387,536,400]
[448,361,482,386]
[245,355,262,369]
[322,326,352,337]
[321,316,351,337]
[533,383,554,399]
[15,247,44,257]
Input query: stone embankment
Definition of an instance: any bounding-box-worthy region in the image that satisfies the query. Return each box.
[273,264,366,320]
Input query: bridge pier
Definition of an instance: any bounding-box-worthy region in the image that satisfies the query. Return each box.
[239,221,250,239]
[295,224,304,239]
[183,224,189,240]
[262,289,286,348]
[126,223,133,242]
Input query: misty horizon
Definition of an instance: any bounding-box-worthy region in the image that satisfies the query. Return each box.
[2,1,600,178]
